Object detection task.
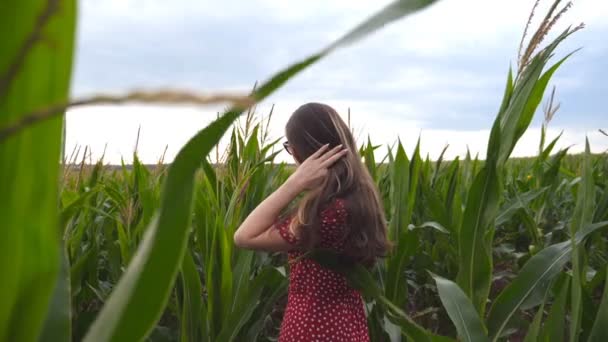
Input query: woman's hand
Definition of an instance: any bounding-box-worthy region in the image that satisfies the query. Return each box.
[233,143,347,251]
[286,144,348,192]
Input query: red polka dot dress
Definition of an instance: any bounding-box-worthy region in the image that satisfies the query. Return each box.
[273,198,370,342]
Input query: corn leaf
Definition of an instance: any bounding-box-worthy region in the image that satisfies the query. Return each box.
[431,273,489,342]
[0,0,76,340]
[570,139,595,342]
[487,220,608,340]
[588,267,608,342]
[495,187,547,226]
[39,249,72,342]
[456,165,500,314]
[523,287,549,342]
[179,251,202,342]
[386,141,411,308]
[216,267,285,342]
[539,275,570,342]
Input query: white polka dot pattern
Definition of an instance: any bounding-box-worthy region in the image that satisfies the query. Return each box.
[274,198,370,341]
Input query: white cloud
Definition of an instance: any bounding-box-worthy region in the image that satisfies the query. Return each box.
[65,101,607,165]
[361,0,606,57]
[65,105,221,164]
[67,0,608,164]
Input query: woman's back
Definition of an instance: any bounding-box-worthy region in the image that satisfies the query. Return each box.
[275,197,369,342]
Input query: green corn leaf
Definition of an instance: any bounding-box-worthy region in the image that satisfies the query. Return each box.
[587,269,607,298]
[260,136,282,156]
[495,187,547,226]
[243,125,260,160]
[0,0,77,340]
[218,223,233,329]
[487,220,608,340]
[229,250,254,316]
[494,28,576,166]
[517,208,542,247]
[363,138,378,181]
[542,147,570,188]
[462,148,473,190]
[216,268,286,342]
[385,139,422,310]
[539,275,570,342]
[495,57,544,165]
[456,165,500,315]
[179,251,202,342]
[201,159,218,197]
[385,141,411,308]
[203,223,221,339]
[540,131,564,161]
[59,185,101,229]
[523,286,549,342]
[497,66,514,117]
[588,267,608,342]
[409,138,422,220]
[228,130,240,181]
[431,273,489,342]
[570,139,595,342]
[324,0,439,51]
[510,52,576,157]
[432,144,449,187]
[69,244,97,297]
[388,140,410,241]
[379,291,434,341]
[39,248,72,342]
[408,221,450,234]
[424,185,451,233]
[538,124,547,156]
[243,272,288,341]
[368,306,393,342]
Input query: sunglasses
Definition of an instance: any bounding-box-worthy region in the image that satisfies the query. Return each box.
[283,141,292,155]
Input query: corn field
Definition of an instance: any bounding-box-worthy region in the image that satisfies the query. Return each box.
[1,0,607,341]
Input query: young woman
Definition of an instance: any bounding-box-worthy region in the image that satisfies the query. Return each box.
[234,102,390,341]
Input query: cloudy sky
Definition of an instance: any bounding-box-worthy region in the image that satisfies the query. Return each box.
[65,0,608,164]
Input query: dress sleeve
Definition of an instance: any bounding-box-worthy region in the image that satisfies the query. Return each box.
[273,215,299,245]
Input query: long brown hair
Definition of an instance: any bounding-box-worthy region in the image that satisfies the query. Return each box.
[285,102,391,265]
